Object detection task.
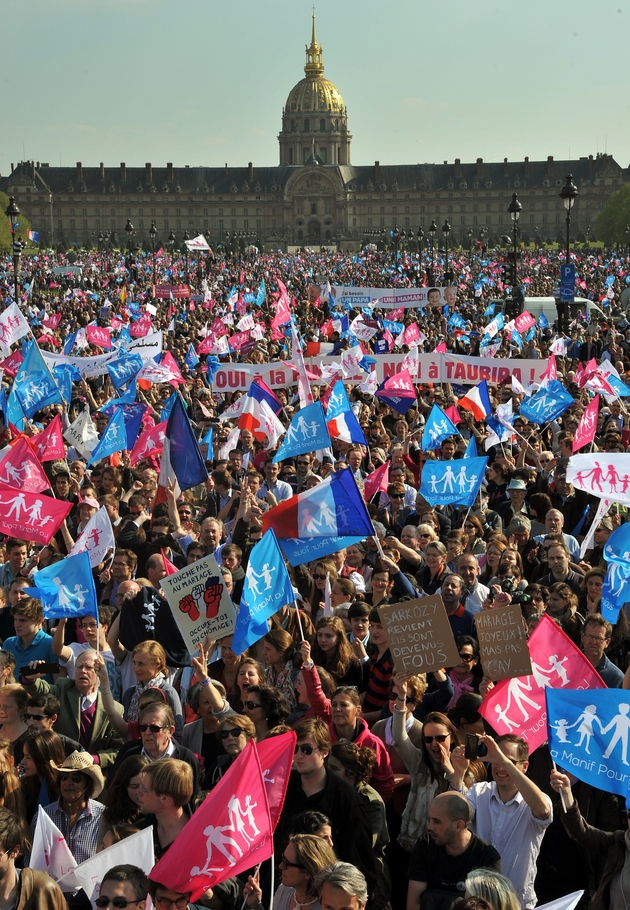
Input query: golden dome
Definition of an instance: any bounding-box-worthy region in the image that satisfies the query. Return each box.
[285,16,345,114]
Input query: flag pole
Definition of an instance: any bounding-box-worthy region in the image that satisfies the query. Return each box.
[294,601,305,642]
[551,759,568,812]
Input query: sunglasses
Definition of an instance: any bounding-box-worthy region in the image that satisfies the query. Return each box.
[389,694,414,703]
[219,727,244,739]
[458,653,476,661]
[95,900,142,909]
[390,494,405,500]
[243,701,263,711]
[423,734,449,744]
[418,533,432,538]
[294,744,319,755]
[138,724,167,733]
[154,898,189,910]
[280,855,305,870]
[59,773,87,784]
[311,573,327,580]
[24,712,50,721]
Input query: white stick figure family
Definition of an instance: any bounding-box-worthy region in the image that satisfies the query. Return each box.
[550,703,630,763]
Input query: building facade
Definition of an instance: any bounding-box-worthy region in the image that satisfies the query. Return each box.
[2,18,627,254]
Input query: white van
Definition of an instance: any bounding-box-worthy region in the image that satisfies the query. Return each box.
[521,296,606,324]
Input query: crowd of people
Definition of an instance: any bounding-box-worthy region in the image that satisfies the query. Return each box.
[0,240,628,910]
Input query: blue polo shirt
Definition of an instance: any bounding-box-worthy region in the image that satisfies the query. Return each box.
[2,630,56,683]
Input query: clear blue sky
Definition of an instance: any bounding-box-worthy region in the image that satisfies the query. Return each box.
[2,0,629,176]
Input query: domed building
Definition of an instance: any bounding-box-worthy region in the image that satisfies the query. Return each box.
[278,16,352,167]
[2,17,625,254]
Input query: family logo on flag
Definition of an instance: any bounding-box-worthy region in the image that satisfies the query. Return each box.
[420,456,488,508]
[572,395,599,452]
[69,506,116,569]
[27,551,98,620]
[32,414,66,462]
[273,402,331,462]
[422,404,459,452]
[0,302,30,357]
[0,484,72,544]
[600,522,630,622]
[519,380,574,425]
[567,453,630,505]
[326,381,366,446]
[547,688,630,798]
[130,420,166,465]
[0,437,49,492]
[479,614,605,751]
[107,352,143,389]
[14,343,61,418]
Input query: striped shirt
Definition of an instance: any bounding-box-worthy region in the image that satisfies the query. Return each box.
[363,648,394,712]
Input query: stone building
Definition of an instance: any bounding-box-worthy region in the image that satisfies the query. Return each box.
[2,16,627,253]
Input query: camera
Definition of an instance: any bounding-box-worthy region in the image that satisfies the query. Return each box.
[501,575,532,606]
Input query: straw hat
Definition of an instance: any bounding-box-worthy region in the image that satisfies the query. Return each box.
[49,751,104,799]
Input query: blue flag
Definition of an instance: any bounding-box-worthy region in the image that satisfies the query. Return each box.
[273,402,331,463]
[464,436,478,458]
[52,364,79,404]
[184,344,199,370]
[231,530,296,655]
[519,380,574,425]
[63,331,77,355]
[14,343,61,417]
[538,313,549,329]
[483,303,495,318]
[88,407,127,465]
[164,393,208,491]
[422,405,460,452]
[600,523,630,622]
[26,551,98,621]
[107,352,143,390]
[420,456,488,507]
[256,281,266,307]
[121,403,146,450]
[448,313,466,331]
[5,387,25,430]
[118,326,132,348]
[511,329,523,350]
[547,688,630,799]
[606,375,630,398]
[201,426,214,452]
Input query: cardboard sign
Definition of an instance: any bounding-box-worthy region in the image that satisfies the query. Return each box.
[474,603,532,681]
[378,595,460,675]
[160,555,236,655]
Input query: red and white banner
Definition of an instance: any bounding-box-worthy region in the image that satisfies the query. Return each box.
[150,741,273,900]
[572,395,599,453]
[130,421,167,465]
[479,614,605,751]
[0,485,72,543]
[69,506,116,568]
[0,437,50,492]
[514,311,536,334]
[130,314,153,338]
[42,314,62,331]
[86,325,112,350]
[256,731,296,828]
[32,414,66,463]
[154,285,190,299]
[0,303,30,357]
[567,453,630,505]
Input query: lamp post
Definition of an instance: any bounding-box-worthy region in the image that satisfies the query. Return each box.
[149,222,157,291]
[559,174,578,266]
[182,230,190,284]
[467,227,473,262]
[167,230,176,293]
[625,224,629,257]
[442,220,451,285]
[416,227,424,274]
[5,196,21,304]
[428,220,437,284]
[124,218,134,255]
[507,192,522,289]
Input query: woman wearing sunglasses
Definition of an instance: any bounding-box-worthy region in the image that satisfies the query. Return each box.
[299,641,394,804]
[243,833,337,910]
[447,636,482,709]
[204,714,256,789]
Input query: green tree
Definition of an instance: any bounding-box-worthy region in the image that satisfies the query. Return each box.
[0,191,32,254]
[595,184,630,246]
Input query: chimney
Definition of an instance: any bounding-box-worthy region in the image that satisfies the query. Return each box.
[167,162,174,182]
[31,161,36,180]
[76,162,82,181]
[589,154,594,169]
[374,160,381,181]
[100,162,105,181]
[503,157,508,176]
[454,158,461,176]
[476,157,483,176]
[524,156,529,175]
[248,162,254,181]
[546,155,554,174]
[145,162,152,185]
[120,162,126,181]
[225,163,229,176]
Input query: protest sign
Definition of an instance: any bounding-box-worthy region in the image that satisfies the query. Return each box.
[378,595,460,674]
[160,555,236,654]
[475,604,532,681]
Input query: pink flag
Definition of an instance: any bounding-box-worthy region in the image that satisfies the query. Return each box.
[0,437,50,492]
[364,461,389,500]
[433,342,447,353]
[256,731,296,829]
[42,314,62,331]
[540,353,557,382]
[130,314,152,338]
[229,331,250,351]
[32,415,66,463]
[160,548,179,576]
[320,373,343,413]
[0,350,24,378]
[272,280,292,328]
[585,370,616,397]
[86,325,112,349]
[444,405,461,425]
[0,485,72,544]
[149,741,273,900]
[130,421,166,466]
[36,334,59,347]
[197,336,216,355]
[389,306,405,320]
[479,614,605,752]
[160,351,185,385]
[514,311,536,334]
[573,395,600,452]
[403,322,421,345]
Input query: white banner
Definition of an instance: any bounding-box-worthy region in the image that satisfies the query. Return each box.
[42,331,163,378]
[331,285,458,309]
[568,454,630,505]
[72,827,154,906]
[160,554,236,654]
[212,354,549,392]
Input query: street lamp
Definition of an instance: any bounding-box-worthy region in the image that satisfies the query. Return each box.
[167,230,176,291]
[559,174,578,265]
[467,227,473,262]
[507,192,522,289]
[442,220,451,285]
[182,230,190,283]
[5,196,21,304]
[149,222,158,290]
[428,220,437,284]
[625,224,629,257]
[124,218,134,255]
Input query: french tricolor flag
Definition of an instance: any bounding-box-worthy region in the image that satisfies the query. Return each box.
[458,380,492,421]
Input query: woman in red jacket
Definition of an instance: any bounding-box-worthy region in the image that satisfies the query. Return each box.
[298,640,394,803]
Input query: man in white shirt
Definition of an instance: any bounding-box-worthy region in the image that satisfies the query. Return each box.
[449,733,552,909]
[455,554,489,615]
[533,509,580,563]
[258,458,294,503]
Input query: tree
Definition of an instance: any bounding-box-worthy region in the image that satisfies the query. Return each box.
[0,191,32,254]
[595,184,630,246]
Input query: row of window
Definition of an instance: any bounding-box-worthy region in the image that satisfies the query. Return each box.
[55,206,274,218]
[57,219,266,232]
[288,119,341,132]
[360,214,563,229]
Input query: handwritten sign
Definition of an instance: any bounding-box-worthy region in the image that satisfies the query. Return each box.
[378,595,460,675]
[475,604,532,681]
[160,555,235,655]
